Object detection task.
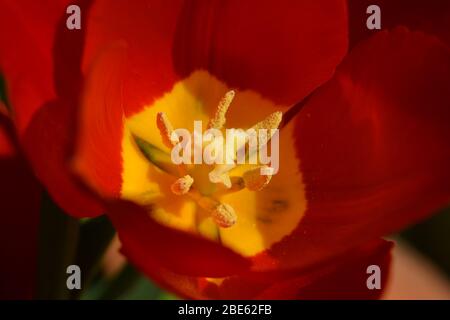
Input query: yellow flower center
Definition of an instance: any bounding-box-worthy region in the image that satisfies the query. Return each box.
[120,70,307,257]
[152,90,282,229]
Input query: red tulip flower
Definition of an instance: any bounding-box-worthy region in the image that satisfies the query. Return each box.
[0,0,449,299]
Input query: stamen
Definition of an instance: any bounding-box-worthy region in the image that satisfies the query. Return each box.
[209,166,234,188]
[171,175,194,195]
[208,90,235,129]
[251,111,283,131]
[149,94,282,231]
[211,203,237,228]
[188,190,237,228]
[157,112,177,148]
[243,166,272,191]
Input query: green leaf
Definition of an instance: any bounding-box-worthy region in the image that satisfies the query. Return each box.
[82,264,164,300]
[70,215,115,299]
[97,264,146,300]
[36,191,80,300]
[157,292,179,300]
[119,277,162,300]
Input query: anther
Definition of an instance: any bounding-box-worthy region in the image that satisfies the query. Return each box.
[208,90,235,129]
[251,111,283,131]
[211,203,237,228]
[187,190,237,228]
[157,112,177,148]
[243,166,272,191]
[171,175,194,195]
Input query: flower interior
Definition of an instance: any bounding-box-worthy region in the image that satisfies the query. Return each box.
[121,70,307,256]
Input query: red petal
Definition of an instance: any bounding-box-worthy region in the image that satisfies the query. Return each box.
[0,115,15,157]
[173,0,348,105]
[266,28,450,271]
[349,0,450,47]
[23,99,104,218]
[19,0,105,218]
[0,116,41,299]
[83,0,184,116]
[123,238,392,300]
[0,0,69,133]
[84,0,347,116]
[0,0,104,217]
[72,44,126,198]
[205,239,392,299]
[107,200,251,278]
[256,239,393,299]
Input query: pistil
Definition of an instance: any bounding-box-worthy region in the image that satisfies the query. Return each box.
[208,111,282,187]
[153,91,282,229]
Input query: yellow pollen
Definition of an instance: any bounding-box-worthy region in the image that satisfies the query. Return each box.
[211,203,237,228]
[156,112,177,148]
[243,166,272,191]
[187,189,237,228]
[208,90,235,129]
[170,175,194,195]
[252,111,283,131]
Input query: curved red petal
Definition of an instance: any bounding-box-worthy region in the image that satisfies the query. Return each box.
[349,0,450,48]
[0,0,70,133]
[125,238,392,300]
[19,0,105,218]
[72,44,126,198]
[265,28,450,271]
[84,0,347,116]
[173,0,348,105]
[83,0,184,116]
[255,239,392,299]
[23,100,104,218]
[107,200,251,278]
